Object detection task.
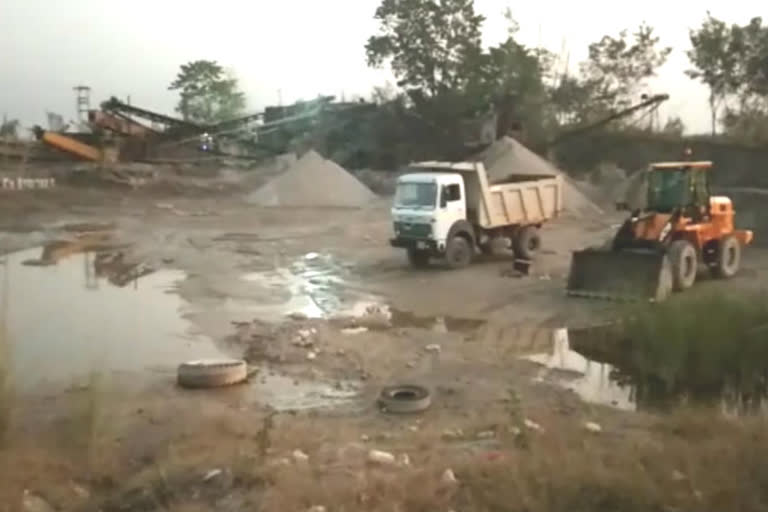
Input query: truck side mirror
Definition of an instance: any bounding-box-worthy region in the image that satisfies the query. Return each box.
[439,187,448,208]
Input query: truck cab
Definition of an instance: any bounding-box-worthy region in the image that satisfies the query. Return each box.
[390,172,467,258]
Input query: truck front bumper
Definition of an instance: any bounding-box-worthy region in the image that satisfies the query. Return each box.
[389,237,442,253]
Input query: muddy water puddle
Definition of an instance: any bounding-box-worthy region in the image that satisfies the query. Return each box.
[248,371,361,412]
[524,328,635,411]
[526,323,768,414]
[239,252,385,321]
[0,245,226,392]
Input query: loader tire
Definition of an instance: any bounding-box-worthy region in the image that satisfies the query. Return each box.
[669,240,697,291]
[407,248,430,268]
[513,226,541,260]
[445,236,472,269]
[712,235,741,278]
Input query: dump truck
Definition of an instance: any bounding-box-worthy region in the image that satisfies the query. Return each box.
[567,160,753,301]
[389,161,563,268]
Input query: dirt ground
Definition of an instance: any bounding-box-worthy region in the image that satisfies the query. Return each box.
[2,184,768,511]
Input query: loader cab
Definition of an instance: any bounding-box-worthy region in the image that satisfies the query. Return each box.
[646,161,712,218]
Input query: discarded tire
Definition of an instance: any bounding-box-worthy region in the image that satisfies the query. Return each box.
[177,359,248,389]
[378,384,432,413]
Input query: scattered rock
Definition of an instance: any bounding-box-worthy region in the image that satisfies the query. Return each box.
[367,449,396,466]
[308,507,327,512]
[305,252,320,260]
[672,470,687,482]
[360,434,370,442]
[406,361,416,368]
[425,344,441,353]
[476,430,495,440]
[341,326,369,335]
[524,419,543,432]
[203,468,223,482]
[22,492,54,512]
[584,421,602,433]
[270,457,292,467]
[288,312,308,321]
[306,351,317,361]
[292,449,310,463]
[441,468,458,485]
[71,484,90,500]
[407,425,420,432]
[442,428,465,440]
[396,453,411,467]
[509,426,522,436]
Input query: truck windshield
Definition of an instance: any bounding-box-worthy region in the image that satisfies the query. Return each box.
[394,182,437,209]
[647,169,689,212]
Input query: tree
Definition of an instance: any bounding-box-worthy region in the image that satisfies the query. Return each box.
[582,22,671,113]
[365,0,485,98]
[662,116,685,136]
[686,13,743,136]
[0,118,19,138]
[169,60,246,124]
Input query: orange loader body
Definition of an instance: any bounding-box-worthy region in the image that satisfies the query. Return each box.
[567,160,753,301]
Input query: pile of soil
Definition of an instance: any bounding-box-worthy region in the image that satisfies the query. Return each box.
[246,150,376,207]
[473,137,604,218]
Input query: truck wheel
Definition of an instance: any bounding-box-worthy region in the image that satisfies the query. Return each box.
[513,226,541,260]
[445,236,472,269]
[407,248,430,268]
[669,239,697,291]
[712,235,741,278]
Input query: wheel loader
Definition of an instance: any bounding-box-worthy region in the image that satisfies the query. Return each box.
[566,160,753,301]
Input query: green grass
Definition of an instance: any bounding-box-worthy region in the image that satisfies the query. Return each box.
[587,292,768,411]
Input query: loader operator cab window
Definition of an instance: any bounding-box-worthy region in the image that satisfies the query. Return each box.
[647,166,708,215]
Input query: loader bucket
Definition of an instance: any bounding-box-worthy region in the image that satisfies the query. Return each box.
[566,248,673,302]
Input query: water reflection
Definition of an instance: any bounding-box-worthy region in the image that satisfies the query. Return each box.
[527,316,768,414]
[524,328,635,411]
[0,247,225,392]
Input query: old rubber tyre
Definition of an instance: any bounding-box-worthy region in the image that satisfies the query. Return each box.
[712,235,741,278]
[669,240,697,291]
[513,226,541,260]
[378,384,432,414]
[177,359,248,389]
[407,248,430,268]
[445,236,472,269]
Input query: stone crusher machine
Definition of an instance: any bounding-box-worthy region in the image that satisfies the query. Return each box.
[567,159,753,302]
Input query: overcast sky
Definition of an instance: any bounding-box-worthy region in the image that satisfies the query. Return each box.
[1,1,764,133]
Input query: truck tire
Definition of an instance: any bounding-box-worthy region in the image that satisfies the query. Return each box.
[669,239,697,291]
[445,235,472,269]
[407,248,430,268]
[712,235,741,278]
[513,226,541,260]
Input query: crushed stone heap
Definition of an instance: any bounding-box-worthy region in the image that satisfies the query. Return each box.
[473,137,604,218]
[246,150,377,207]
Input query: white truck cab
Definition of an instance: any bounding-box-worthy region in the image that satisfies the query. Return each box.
[389,161,563,269]
[391,172,466,254]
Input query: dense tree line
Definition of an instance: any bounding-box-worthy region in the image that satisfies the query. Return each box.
[365,1,768,146]
[163,3,768,167]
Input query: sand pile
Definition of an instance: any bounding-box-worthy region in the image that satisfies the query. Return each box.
[473,137,604,217]
[246,150,376,207]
